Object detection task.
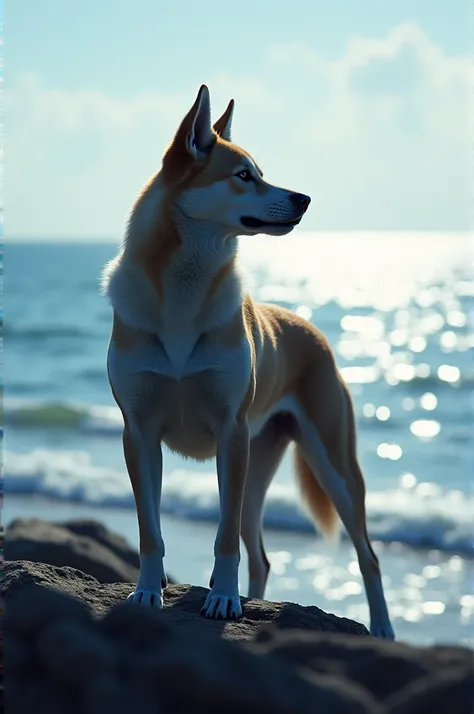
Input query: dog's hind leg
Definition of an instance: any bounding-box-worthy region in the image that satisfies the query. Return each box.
[295,375,395,640]
[241,414,292,599]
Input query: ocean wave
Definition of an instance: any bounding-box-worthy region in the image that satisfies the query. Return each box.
[4,399,123,435]
[5,381,473,437]
[5,448,473,557]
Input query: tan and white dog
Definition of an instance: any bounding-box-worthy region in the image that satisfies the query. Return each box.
[102,84,394,639]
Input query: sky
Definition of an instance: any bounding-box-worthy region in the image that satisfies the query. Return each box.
[7,0,472,239]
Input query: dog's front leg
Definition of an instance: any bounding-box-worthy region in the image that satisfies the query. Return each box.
[201,419,249,620]
[123,417,167,608]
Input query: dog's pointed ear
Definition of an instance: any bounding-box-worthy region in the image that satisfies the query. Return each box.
[162,85,216,183]
[213,99,234,142]
[184,84,215,160]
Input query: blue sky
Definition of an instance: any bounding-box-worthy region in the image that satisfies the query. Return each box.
[7,0,471,238]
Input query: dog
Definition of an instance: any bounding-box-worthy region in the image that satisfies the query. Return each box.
[101,84,394,639]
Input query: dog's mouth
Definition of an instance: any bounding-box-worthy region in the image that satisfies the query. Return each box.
[240,216,302,229]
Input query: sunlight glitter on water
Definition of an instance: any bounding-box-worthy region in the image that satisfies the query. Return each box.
[242,232,471,305]
[400,473,417,489]
[240,232,473,392]
[437,365,461,383]
[410,420,441,438]
[420,393,438,410]
[377,443,403,460]
[375,406,391,421]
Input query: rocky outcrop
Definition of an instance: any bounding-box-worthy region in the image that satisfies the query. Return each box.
[4,559,473,714]
[3,559,368,638]
[5,517,174,585]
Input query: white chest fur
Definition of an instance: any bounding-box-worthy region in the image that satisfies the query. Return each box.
[108,330,251,384]
[103,207,252,437]
[102,222,243,350]
[159,237,241,331]
[107,335,253,454]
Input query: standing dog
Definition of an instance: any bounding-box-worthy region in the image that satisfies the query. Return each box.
[102,85,394,639]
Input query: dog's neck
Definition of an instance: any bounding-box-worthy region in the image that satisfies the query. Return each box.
[125,178,237,268]
[109,185,243,334]
[171,206,238,267]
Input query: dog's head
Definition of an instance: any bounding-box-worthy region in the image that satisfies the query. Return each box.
[160,85,310,237]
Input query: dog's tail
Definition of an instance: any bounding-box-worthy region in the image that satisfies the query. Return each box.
[293,444,340,540]
[292,371,360,541]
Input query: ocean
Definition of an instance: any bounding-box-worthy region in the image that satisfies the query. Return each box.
[4,233,474,646]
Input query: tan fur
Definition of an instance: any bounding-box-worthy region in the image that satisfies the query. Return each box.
[109,381,157,556]
[214,420,249,556]
[184,139,263,190]
[131,193,182,302]
[241,420,289,593]
[293,446,339,537]
[122,422,157,554]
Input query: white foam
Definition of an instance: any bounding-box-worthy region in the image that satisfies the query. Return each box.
[5,448,474,556]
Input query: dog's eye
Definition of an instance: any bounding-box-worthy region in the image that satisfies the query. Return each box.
[236,169,253,182]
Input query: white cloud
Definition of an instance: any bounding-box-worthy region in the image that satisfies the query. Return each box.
[6,23,472,237]
[7,72,183,133]
[263,23,471,231]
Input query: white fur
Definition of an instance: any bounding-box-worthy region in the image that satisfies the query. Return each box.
[103,215,243,342]
[108,331,252,406]
[102,259,163,335]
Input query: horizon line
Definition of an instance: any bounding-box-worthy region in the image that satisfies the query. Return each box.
[6,229,473,244]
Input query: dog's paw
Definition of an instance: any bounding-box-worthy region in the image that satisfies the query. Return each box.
[201,592,242,620]
[127,589,163,609]
[370,622,395,640]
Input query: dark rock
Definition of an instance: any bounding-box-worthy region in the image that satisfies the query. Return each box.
[55,519,140,569]
[5,517,175,585]
[4,560,473,714]
[4,562,376,714]
[3,559,369,637]
[249,627,474,712]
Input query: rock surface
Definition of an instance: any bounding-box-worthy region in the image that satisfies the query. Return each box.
[5,559,473,714]
[5,517,174,585]
[4,559,369,639]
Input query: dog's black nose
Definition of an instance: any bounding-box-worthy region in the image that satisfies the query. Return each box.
[290,192,311,210]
